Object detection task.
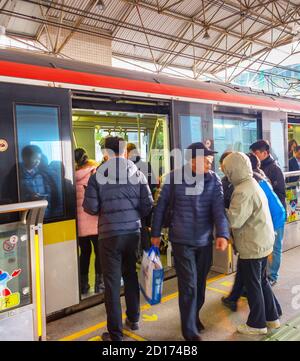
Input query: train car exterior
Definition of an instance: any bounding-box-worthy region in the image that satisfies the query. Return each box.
[0,49,299,318]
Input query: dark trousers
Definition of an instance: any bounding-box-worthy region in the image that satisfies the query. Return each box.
[228,257,282,316]
[100,233,140,341]
[228,257,244,301]
[79,235,101,276]
[239,256,280,329]
[172,243,212,340]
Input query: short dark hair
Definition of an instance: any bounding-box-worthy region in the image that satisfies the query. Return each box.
[250,140,270,153]
[104,136,126,155]
[219,151,232,164]
[294,145,300,153]
[21,145,42,159]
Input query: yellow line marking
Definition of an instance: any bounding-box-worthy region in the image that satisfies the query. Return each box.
[88,336,102,341]
[207,286,229,295]
[123,329,147,341]
[59,273,227,341]
[60,321,107,341]
[142,314,158,322]
[206,274,226,284]
[221,281,233,287]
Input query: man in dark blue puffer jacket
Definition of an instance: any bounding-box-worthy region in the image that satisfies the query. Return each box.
[83,136,153,341]
[151,142,229,341]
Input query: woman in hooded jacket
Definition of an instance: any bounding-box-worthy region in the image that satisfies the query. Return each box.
[222,152,281,335]
[222,153,283,317]
[75,148,104,295]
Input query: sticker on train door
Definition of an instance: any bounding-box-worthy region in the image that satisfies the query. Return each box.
[0,269,21,311]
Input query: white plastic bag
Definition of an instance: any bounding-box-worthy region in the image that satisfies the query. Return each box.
[139,246,164,305]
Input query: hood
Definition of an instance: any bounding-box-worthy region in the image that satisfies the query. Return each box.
[223,152,253,186]
[76,165,97,182]
[96,157,139,184]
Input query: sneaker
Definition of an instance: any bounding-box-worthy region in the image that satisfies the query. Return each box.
[237,324,268,335]
[221,297,237,312]
[125,318,139,331]
[101,332,123,342]
[266,319,281,329]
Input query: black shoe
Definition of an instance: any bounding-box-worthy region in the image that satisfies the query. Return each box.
[196,320,205,333]
[94,274,105,294]
[101,332,123,342]
[125,318,139,331]
[221,297,237,312]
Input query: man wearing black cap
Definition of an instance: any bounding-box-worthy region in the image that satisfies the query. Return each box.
[151,142,229,341]
[250,139,286,286]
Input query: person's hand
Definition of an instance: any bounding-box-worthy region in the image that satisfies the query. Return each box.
[216,237,228,251]
[151,237,161,247]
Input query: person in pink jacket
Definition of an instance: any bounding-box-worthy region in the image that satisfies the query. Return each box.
[75,148,104,295]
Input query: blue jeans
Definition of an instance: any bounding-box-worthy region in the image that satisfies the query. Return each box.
[268,226,285,282]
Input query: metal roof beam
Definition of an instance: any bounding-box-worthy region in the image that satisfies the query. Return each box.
[120,0,274,48]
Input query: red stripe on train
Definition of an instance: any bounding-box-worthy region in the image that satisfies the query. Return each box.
[1,60,300,112]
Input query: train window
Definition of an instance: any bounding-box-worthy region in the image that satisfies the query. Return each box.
[179,115,202,160]
[15,105,64,220]
[270,121,285,169]
[213,115,257,175]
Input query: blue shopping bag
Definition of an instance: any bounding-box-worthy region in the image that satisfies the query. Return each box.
[139,246,164,305]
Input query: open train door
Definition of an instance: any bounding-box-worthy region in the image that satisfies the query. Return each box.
[0,82,79,316]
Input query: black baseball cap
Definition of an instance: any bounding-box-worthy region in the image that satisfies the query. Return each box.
[186,142,218,160]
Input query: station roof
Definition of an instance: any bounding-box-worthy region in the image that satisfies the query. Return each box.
[1,0,300,84]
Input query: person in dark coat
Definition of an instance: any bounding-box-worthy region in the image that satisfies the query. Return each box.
[250,140,286,286]
[83,136,153,341]
[288,139,298,160]
[19,145,58,218]
[219,151,233,209]
[288,145,300,183]
[127,143,158,253]
[151,142,229,341]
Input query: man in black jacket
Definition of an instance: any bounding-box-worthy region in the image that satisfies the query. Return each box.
[288,145,300,183]
[250,140,286,286]
[83,136,153,341]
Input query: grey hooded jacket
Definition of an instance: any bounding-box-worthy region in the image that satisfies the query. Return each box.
[223,152,275,259]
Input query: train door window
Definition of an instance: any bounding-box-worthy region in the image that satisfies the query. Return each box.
[179,115,202,152]
[270,121,285,168]
[213,115,257,175]
[15,105,64,220]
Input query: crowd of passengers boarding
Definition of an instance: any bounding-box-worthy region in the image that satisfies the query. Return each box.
[78,135,286,341]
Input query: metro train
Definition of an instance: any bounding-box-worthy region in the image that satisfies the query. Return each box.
[0,49,300,319]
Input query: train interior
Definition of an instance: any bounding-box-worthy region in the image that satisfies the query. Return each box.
[288,121,300,146]
[72,107,170,299]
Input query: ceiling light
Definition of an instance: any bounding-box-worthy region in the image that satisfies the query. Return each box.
[96,0,105,11]
[203,28,210,40]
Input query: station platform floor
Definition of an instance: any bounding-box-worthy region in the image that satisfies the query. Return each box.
[47,246,300,342]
